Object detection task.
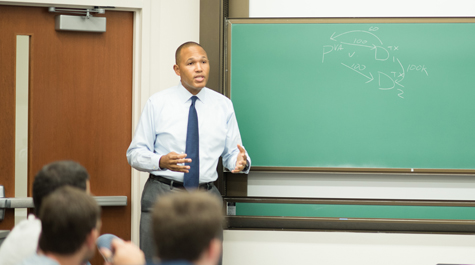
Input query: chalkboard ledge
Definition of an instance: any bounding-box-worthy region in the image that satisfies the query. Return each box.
[251,167,475,174]
[226,215,475,233]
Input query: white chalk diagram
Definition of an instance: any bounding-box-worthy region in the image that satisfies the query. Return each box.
[322,27,429,99]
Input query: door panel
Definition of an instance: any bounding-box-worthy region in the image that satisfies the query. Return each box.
[0,6,133,265]
[0,12,16,228]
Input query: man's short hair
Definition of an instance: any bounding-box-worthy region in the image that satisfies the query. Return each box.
[175,41,203,64]
[152,191,223,262]
[32,160,89,215]
[38,186,101,255]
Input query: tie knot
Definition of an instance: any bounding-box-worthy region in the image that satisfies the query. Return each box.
[190,96,198,105]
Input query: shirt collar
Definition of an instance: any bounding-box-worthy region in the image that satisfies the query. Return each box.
[158,260,193,265]
[177,82,208,104]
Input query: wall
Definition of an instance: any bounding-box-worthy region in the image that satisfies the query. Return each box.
[3,1,475,264]
[224,230,475,265]
[249,0,475,17]
[222,1,475,265]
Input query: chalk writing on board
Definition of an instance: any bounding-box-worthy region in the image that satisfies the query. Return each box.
[341,63,374,83]
[322,27,429,99]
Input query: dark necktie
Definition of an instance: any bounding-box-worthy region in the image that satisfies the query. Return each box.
[184,96,200,189]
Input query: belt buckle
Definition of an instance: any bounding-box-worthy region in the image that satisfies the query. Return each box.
[200,182,211,190]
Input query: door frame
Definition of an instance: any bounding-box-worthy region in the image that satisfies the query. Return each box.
[0,0,149,245]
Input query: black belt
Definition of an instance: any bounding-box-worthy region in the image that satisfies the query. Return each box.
[150,174,213,190]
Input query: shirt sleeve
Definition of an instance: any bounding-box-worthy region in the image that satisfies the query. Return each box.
[0,214,41,265]
[126,99,164,172]
[221,107,251,174]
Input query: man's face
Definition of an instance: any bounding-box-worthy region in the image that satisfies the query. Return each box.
[173,45,210,95]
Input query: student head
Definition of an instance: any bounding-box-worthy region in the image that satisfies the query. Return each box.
[152,191,223,265]
[32,160,90,216]
[38,186,101,260]
[173,41,210,95]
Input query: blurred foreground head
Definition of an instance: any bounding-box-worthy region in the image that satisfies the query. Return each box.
[33,160,90,216]
[39,186,101,259]
[152,191,223,264]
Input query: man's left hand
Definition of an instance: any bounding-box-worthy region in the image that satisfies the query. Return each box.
[232,144,248,173]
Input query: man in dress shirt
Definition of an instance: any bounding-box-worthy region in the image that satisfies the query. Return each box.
[126,41,251,261]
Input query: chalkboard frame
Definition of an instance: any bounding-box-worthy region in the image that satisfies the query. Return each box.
[225,17,475,174]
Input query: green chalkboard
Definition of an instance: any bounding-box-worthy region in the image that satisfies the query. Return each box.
[228,19,475,171]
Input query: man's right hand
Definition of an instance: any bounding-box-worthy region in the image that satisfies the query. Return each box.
[159,152,192,173]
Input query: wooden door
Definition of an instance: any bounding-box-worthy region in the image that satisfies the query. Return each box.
[0,5,133,265]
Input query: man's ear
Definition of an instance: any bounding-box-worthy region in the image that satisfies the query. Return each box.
[195,238,221,265]
[86,228,100,250]
[173,64,181,76]
[207,238,222,265]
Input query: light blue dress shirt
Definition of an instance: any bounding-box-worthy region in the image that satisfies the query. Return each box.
[17,254,60,265]
[126,83,251,183]
[17,254,91,265]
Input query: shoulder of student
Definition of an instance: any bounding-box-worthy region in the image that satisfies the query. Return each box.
[0,215,41,265]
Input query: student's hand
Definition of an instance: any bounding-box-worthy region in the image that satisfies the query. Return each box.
[232,144,248,173]
[159,152,192,173]
[99,246,113,265]
[101,239,145,265]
